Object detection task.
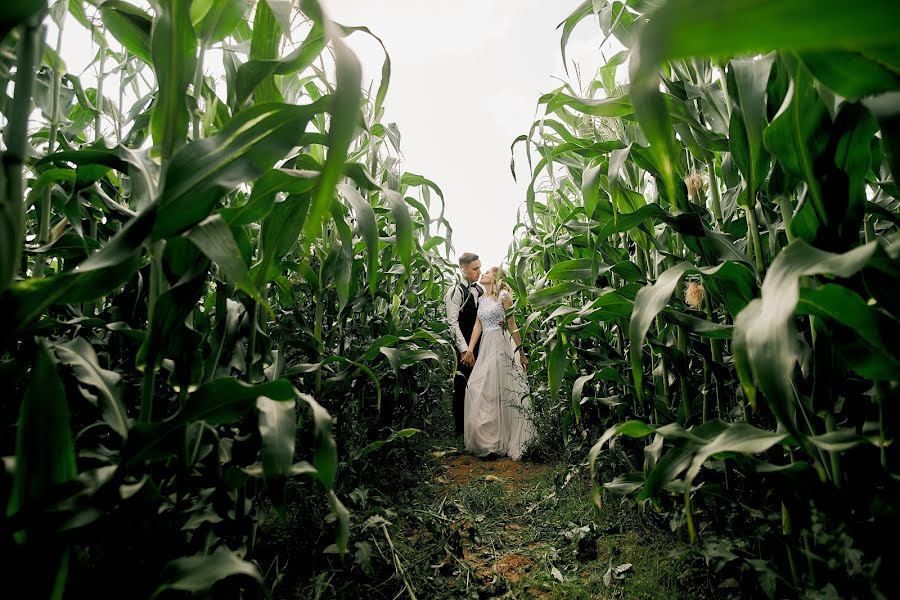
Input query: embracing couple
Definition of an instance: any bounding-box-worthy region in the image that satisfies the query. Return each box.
[445,253,536,461]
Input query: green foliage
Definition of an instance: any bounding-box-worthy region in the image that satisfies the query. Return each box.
[0,1,455,596]
[512,0,900,596]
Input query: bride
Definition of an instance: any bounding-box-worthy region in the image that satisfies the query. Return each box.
[460,268,535,460]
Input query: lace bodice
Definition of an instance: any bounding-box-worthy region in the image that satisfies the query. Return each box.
[478,292,509,331]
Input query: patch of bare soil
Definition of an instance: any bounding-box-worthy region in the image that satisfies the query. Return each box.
[435,453,550,491]
[493,553,532,583]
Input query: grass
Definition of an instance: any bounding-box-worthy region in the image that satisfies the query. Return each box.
[274,430,707,599]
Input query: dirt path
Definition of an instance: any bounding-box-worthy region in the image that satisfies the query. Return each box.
[384,444,684,598]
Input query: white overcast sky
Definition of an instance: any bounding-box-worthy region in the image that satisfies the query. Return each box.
[52,1,620,270]
[322,0,618,269]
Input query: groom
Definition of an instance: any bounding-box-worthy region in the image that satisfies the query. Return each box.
[445,252,483,436]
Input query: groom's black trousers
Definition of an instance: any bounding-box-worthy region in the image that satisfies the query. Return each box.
[453,344,478,435]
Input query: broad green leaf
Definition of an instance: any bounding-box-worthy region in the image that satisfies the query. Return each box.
[5,207,156,331]
[796,283,900,379]
[328,490,350,555]
[100,1,153,64]
[685,422,789,484]
[188,215,267,308]
[150,0,197,159]
[581,160,604,220]
[862,92,900,182]
[529,281,590,308]
[257,395,296,481]
[571,373,594,425]
[547,329,567,400]
[540,92,633,118]
[727,54,774,204]
[799,48,900,99]
[53,337,129,438]
[764,57,830,229]
[629,0,900,218]
[340,25,392,117]
[547,259,594,281]
[298,392,338,490]
[339,183,379,295]
[630,261,754,398]
[9,339,77,522]
[191,0,247,45]
[386,190,413,277]
[557,0,594,75]
[302,0,363,240]
[155,548,262,596]
[355,428,422,459]
[124,378,297,465]
[733,241,877,424]
[155,100,326,238]
[256,194,312,287]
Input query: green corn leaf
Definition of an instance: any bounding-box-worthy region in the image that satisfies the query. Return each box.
[100,1,153,65]
[257,395,297,503]
[256,194,312,288]
[339,183,379,296]
[155,100,326,238]
[386,190,413,277]
[302,0,362,240]
[732,241,878,425]
[547,259,594,281]
[124,378,297,465]
[630,261,755,398]
[187,214,268,309]
[547,328,567,401]
[629,0,900,219]
[154,548,262,597]
[53,337,130,438]
[798,47,900,99]
[150,0,197,159]
[298,392,338,490]
[727,54,774,205]
[9,339,77,522]
[796,283,900,379]
[191,0,247,46]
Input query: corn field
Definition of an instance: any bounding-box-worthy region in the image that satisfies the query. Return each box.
[508,0,900,596]
[2,0,454,597]
[1,0,899,598]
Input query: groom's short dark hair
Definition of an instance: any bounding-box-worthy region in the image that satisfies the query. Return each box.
[458,252,479,267]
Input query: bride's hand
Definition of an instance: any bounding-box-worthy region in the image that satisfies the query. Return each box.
[519,353,529,368]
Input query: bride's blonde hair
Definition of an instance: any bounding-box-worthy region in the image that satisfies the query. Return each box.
[487,266,512,299]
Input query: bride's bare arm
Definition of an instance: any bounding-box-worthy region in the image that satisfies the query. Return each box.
[502,293,528,367]
[462,318,482,366]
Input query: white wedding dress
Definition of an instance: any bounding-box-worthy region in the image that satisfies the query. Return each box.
[464,291,536,460]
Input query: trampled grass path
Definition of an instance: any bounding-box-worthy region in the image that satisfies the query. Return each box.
[380,442,690,599]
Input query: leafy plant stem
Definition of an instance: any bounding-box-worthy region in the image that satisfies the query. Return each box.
[745,202,765,275]
[707,157,723,226]
[2,14,43,291]
[95,28,107,141]
[246,300,259,383]
[778,194,795,243]
[37,16,66,278]
[824,412,843,488]
[684,487,696,544]
[677,326,690,420]
[192,43,207,140]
